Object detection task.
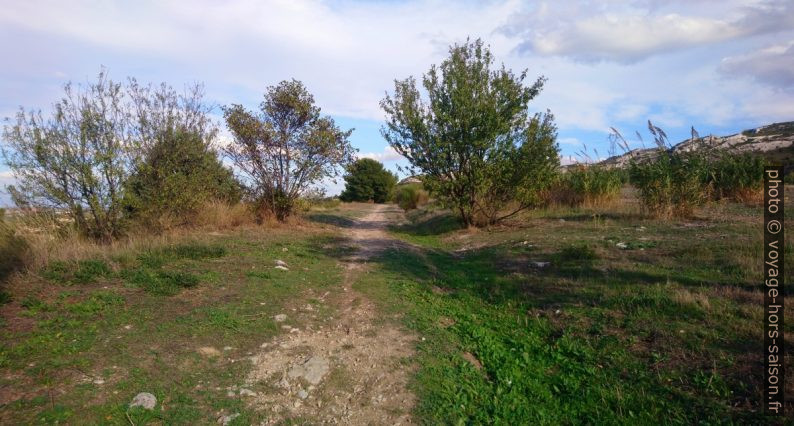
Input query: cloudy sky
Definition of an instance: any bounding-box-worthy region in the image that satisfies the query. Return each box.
[1,0,792,201]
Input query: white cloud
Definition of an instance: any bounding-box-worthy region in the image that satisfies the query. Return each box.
[719,40,794,89]
[358,146,404,162]
[502,0,794,63]
[0,0,792,168]
[0,0,524,121]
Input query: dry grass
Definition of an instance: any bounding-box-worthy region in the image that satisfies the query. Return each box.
[0,201,263,283]
[193,200,257,229]
[671,287,711,310]
[730,187,764,206]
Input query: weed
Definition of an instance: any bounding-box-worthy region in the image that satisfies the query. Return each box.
[121,268,200,296]
[394,184,429,211]
[41,259,112,285]
[551,165,623,207]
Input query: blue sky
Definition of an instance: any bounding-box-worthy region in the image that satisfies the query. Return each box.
[1,0,793,202]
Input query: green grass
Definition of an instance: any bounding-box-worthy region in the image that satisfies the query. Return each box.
[2,197,791,423]
[0,230,344,424]
[41,259,112,285]
[361,197,792,424]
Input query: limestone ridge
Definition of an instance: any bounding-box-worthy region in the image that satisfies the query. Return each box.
[598,121,794,168]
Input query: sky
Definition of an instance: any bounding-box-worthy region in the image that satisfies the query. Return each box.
[1,0,793,202]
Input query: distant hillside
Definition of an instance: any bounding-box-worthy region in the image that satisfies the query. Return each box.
[598,121,794,168]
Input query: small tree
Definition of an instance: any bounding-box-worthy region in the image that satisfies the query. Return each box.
[381,38,558,226]
[339,158,397,203]
[2,70,135,241]
[224,80,355,221]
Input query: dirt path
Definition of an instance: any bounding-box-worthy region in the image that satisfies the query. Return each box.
[245,204,416,424]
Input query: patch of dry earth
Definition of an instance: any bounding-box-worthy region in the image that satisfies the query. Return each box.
[245,204,416,424]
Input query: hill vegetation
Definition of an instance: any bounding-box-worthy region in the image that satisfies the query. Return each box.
[0,37,789,424]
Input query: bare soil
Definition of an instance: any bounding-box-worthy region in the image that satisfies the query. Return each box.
[245,204,417,424]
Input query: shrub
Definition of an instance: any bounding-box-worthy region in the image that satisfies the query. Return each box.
[629,151,711,218]
[340,158,398,203]
[123,129,242,231]
[2,70,218,242]
[394,184,429,211]
[707,153,764,203]
[552,165,623,206]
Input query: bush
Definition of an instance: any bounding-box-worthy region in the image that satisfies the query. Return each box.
[124,129,242,231]
[339,158,398,203]
[394,184,429,211]
[707,153,764,203]
[629,151,711,218]
[552,165,623,206]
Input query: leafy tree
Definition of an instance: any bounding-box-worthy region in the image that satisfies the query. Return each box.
[339,158,397,203]
[1,70,229,240]
[380,38,559,226]
[223,80,355,221]
[2,70,135,241]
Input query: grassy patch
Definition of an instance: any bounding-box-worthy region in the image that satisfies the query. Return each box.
[41,259,112,285]
[0,229,344,424]
[367,196,791,423]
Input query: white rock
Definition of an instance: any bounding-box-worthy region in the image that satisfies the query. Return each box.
[531,261,550,268]
[616,242,628,249]
[239,388,257,397]
[274,314,287,322]
[298,389,309,399]
[274,265,289,271]
[275,259,288,267]
[288,356,330,385]
[129,392,157,410]
[218,413,240,425]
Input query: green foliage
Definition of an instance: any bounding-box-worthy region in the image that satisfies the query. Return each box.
[121,268,200,296]
[339,158,397,203]
[123,243,224,295]
[554,165,623,206]
[41,259,111,285]
[707,153,764,201]
[629,150,710,218]
[1,70,134,241]
[393,184,429,211]
[1,69,220,241]
[224,80,356,222]
[381,38,559,226]
[123,129,241,231]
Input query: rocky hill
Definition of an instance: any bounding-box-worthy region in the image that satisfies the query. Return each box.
[599,121,794,168]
